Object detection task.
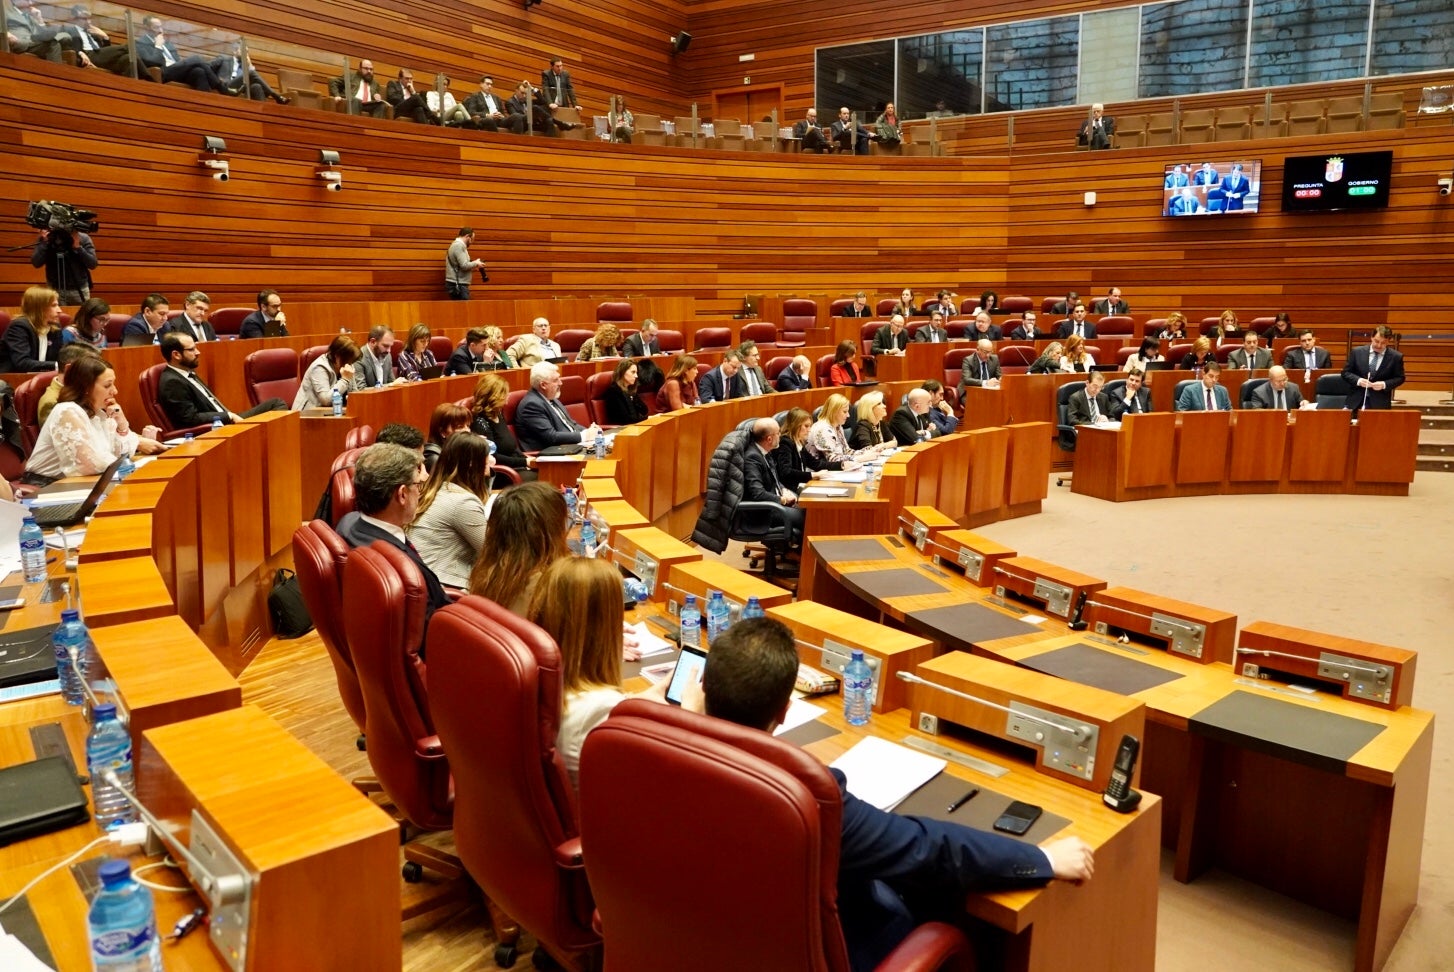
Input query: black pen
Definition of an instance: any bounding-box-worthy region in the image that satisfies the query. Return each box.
[947,788,979,813]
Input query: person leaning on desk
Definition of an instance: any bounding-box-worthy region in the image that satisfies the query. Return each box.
[681,619,1095,972]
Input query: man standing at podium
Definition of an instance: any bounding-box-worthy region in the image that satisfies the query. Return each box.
[1343,325,1404,414]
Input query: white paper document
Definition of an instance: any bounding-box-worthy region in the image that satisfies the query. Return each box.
[830,736,946,811]
[800,487,853,497]
[772,697,827,737]
[819,470,868,484]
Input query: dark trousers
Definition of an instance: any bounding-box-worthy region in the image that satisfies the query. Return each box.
[241,398,287,418]
[446,282,470,301]
[162,56,225,92]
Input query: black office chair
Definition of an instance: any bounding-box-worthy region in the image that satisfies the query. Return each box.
[691,427,799,581]
[1240,378,1269,408]
[1172,379,1199,411]
[1103,379,1127,404]
[1316,373,1349,409]
[1054,380,1085,487]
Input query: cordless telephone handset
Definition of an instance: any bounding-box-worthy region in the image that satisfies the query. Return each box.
[1067,589,1089,631]
[1102,734,1143,813]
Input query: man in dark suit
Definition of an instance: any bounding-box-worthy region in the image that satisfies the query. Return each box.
[913,309,950,344]
[58,5,132,76]
[967,311,1002,342]
[7,0,63,61]
[506,80,555,135]
[239,290,289,339]
[1050,292,1080,317]
[1109,369,1152,420]
[541,57,579,110]
[1227,332,1272,370]
[515,363,600,452]
[335,443,450,617]
[1176,363,1233,411]
[1091,287,1129,315]
[959,339,1001,391]
[622,319,662,357]
[156,332,284,428]
[1055,304,1097,339]
[1009,311,1043,340]
[137,15,228,92]
[122,293,169,344]
[742,420,804,539]
[697,351,744,403]
[386,68,437,124]
[697,618,1092,972]
[354,326,400,388]
[1164,165,1189,188]
[163,291,219,343]
[1221,164,1252,211]
[445,328,488,377]
[921,380,958,436]
[871,315,911,357]
[1168,187,1202,215]
[1248,367,1304,411]
[1343,325,1404,413]
[1192,162,1220,186]
[1282,330,1333,371]
[889,389,937,445]
[1076,103,1115,149]
[831,106,872,155]
[840,292,873,318]
[1067,371,1111,426]
[774,355,812,392]
[329,58,386,117]
[792,108,828,153]
[211,40,286,102]
[463,75,515,132]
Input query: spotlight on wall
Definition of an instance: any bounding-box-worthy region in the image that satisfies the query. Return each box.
[1439,177,1452,197]
[316,150,343,191]
[669,31,692,54]
[198,135,229,181]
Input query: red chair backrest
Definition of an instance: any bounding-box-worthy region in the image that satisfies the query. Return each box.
[505,389,527,429]
[764,356,794,382]
[1041,297,1060,314]
[330,447,366,476]
[859,321,880,358]
[875,298,897,317]
[693,327,732,351]
[997,344,1039,369]
[1097,315,1134,336]
[1213,342,1237,363]
[579,699,853,972]
[138,364,173,432]
[596,301,632,324]
[243,348,300,407]
[1000,295,1033,315]
[814,354,835,387]
[945,321,970,339]
[301,345,328,375]
[739,322,777,346]
[290,521,364,733]
[781,299,816,344]
[1199,317,1223,336]
[559,375,591,426]
[585,371,616,426]
[344,424,376,449]
[427,596,600,960]
[343,543,450,831]
[656,329,684,352]
[15,371,59,452]
[1116,345,1139,366]
[1249,316,1276,335]
[208,307,251,337]
[1167,342,1195,365]
[103,313,129,345]
[556,329,594,355]
[429,335,455,363]
[827,298,854,317]
[330,466,357,524]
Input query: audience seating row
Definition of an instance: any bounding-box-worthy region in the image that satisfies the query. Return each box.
[1116,93,1405,147]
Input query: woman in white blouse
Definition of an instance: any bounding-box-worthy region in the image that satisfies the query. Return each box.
[407,432,494,588]
[25,357,164,482]
[806,393,853,463]
[292,335,360,410]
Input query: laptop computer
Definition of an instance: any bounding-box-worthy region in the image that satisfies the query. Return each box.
[262,319,288,338]
[418,364,445,381]
[120,332,155,348]
[0,756,89,846]
[30,456,127,529]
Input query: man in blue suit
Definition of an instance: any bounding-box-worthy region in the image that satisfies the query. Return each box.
[1168,187,1202,215]
[696,619,1094,972]
[697,350,744,403]
[1192,162,1220,186]
[1221,163,1252,211]
[1342,325,1405,414]
[1164,165,1189,188]
[1176,363,1232,411]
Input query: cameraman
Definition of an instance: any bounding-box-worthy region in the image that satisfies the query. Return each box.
[31,224,97,306]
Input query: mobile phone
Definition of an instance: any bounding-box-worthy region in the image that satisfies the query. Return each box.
[665,645,707,706]
[992,800,1043,836]
[1102,734,1143,813]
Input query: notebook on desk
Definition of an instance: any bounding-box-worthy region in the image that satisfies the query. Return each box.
[0,756,89,846]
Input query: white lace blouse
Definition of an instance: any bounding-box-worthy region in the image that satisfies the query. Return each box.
[26,402,139,480]
[806,419,850,463]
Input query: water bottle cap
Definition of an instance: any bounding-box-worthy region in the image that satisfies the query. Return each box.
[61,608,80,623]
[709,589,723,600]
[22,515,37,525]
[683,594,697,607]
[93,702,117,720]
[98,859,132,886]
[850,648,865,660]
[746,596,760,605]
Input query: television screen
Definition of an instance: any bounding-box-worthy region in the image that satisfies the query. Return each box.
[1162,160,1262,216]
[1281,150,1393,212]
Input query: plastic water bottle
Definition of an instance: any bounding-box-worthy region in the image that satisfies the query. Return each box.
[87,859,162,972]
[579,518,597,558]
[843,649,874,727]
[115,455,136,481]
[20,514,47,583]
[211,417,223,431]
[87,703,138,829]
[563,486,579,524]
[679,595,701,648]
[183,432,195,442]
[594,434,606,459]
[742,596,765,620]
[331,386,343,417]
[705,590,730,644]
[53,608,91,706]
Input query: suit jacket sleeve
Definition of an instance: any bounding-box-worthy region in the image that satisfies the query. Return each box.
[158,369,226,427]
[697,369,721,404]
[515,394,581,450]
[1382,351,1405,391]
[1067,391,1091,425]
[870,326,892,355]
[889,408,923,445]
[1,322,50,373]
[238,312,266,340]
[1341,350,1364,389]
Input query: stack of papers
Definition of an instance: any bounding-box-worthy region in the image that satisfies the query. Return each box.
[627,621,674,659]
[800,486,853,497]
[819,470,868,484]
[830,736,946,810]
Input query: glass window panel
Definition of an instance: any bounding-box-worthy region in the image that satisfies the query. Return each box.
[1370,0,1454,77]
[1080,8,1142,104]
[1249,0,1369,87]
[816,40,895,121]
[1139,0,1251,98]
[984,17,1080,113]
[897,31,985,118]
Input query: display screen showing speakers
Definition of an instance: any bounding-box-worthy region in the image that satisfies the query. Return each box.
[1161,160,1262,216]
[1281,150,1393,212]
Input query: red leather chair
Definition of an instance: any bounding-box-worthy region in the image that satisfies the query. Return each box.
[429,335,455,363]
[578,699,975,972]
[15,371,60,452]
[693,327,733,351]
[300,346,328,377]
[739,322,777,347]
[291,521,365,740]
[945,321,970,339]
[138,364,212,438]
[330,466,357,524]
[827,298,855,317]
[943,347,974,388]
[1116,346,1139,367]
[559,375,592,426]
[1199,317,1223,336]
[1040,297,1060,315]
[331,447,366,476]
[1000,295,1033,315]
[344,424,376,449]
[764,356,794,383]
[1144,318,1167,336]
[504,389,527,428]
[1213,343,1237,363]
[780,298,816,347]
[656,329,684,353]
[556,329,594,356]
[595,301,631,324]
[103,312,129,346]
[208,307,251,338]
[859,321,881,359]
[585,371,617,428]
[1167,342,1196,367]
[815,354,835,388]
[1097,315,1134,337]
[1249,316,1276,335]
[996,344,1038,372]
[875,298,898,317]
[426,596,602,970]
[0,311,9,333]
[243,348,300,407]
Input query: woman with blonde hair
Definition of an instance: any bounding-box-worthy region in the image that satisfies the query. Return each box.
[1181,336,1216,371]
[527,557,667,789]
[1,285,65,372]
[1058,334,1096,373]
[576,323,622,362]
[469,481,568,615]
[1212,309,1240,342]
[409,432,494,588]
[479,326,515,369]
[807,393,853,463]
[658,354,699,410]
[396,324,437,380]
[849,391,892,449]
[469,372,535,482]
[1028,341,1063,374]
[1156,312,1188,341]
